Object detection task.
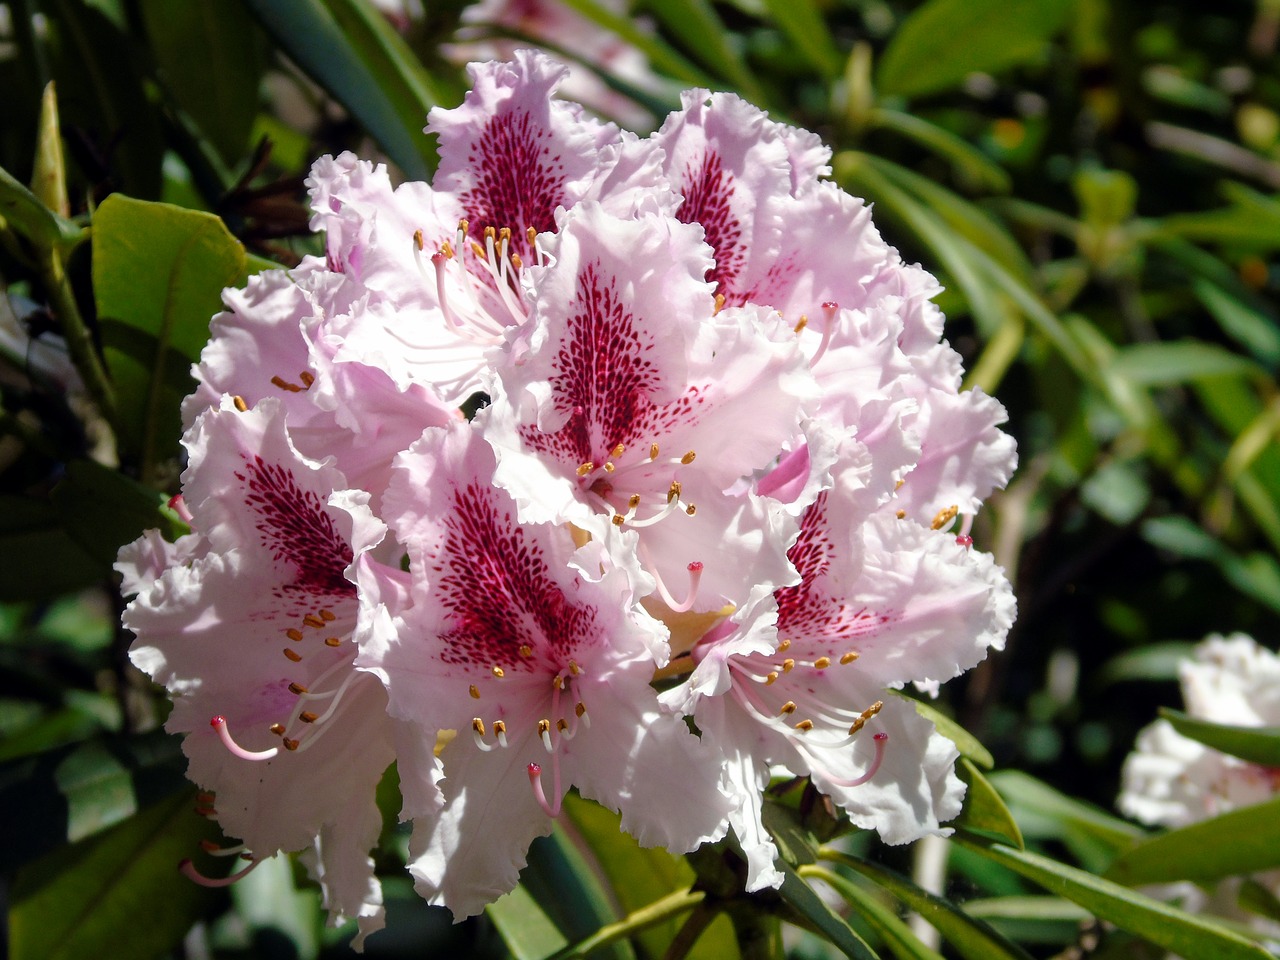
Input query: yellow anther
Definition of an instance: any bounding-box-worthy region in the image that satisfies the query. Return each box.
[780,701,797,715]
[232,395,248,412]
[527,226,538,246]
[440,240,455,259]
[472,718,486,736]
[286,628,304,642]
[840,651,859,664]
[628,494,642,509]
[299,711,318,724]
[498,226,511,242]
[896,510,906,519]
[681,450,697,464]
[269,723,285,736]
[271,375,302,393]
[319,609,336,621]
[288,682,308,696]
[469,684,480,699]
[471,241,487,260]
[714,293,726,315]
[303,614,325,629]
[299,371,316,387]
[518,644,533,658]
[511,253,523,269]
[895,479,905,490]
[765,671,779,685]
[413,229,424,250]
[577,461,595,476]
[795,719,814,731]
[552,676,564,690]
[667,481,682,503]
[814,657,831,669]
[793,315,808,333]
[782,658,795,673]
[611,443,625,458]
[283,648,302,662]
[569,660,581,675]
[778,639,792,652]
[650,443,660,459]
[557,718,569,733]
[458,218,470,236]
[848,716,868,735]
[685,504,697,516]
[865,700,884,718]
[604,462,616,473]
[493,720,506,735]
[931,504,959,530]
[612,514,626,526]
[484,225,496,241]
[537,719,551,735]
[491,665,505,679]
[283,738,300,751]
[575,702,586,717]
[325,636,341,647]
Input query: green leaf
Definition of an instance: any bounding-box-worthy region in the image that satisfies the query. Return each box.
[1141,516,1280,614]
[820,852,1035,960]
[9,790,220,960]
[954,759,1023,849]
[870,108,1011,193]
[803,866,945,960]
[92,194,247,473]
[1106,795,1280,887]
[0,162,83,250]
[556,0,715,88]
[0,497,105,602]
[31,82,69,218]
[1192,279,1280,366]
[1109,340,1261,386]
[1157,709,1280,767]
[956,838,1274,960]
[761,0,844,80]
[777,860,880,959]
[903,694,995,769]
[243,0,438,179]
[642,0,767,102]
[137,0,266,166]
[52,459,186,567]
[488,883,570,960]
[877,0,1073,99]
[560,793,737,960]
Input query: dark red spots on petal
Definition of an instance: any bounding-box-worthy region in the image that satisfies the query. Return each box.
[461,109,564,258]
[678,151,745,305]
[434,483,599,667]
[236,456,354,597]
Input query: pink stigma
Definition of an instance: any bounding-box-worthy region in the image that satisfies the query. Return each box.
[827,731,889,788]
[211,715,279,761]
[180,856,262,888]
[688,561,704,573]
[167,494,194,524]
[955,534,973,548]
[527,761,562,818]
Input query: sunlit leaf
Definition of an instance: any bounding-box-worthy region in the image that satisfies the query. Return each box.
[777,860,880,960]
[1109,340,1261,386]
[954,760,1023,849]
[804,865,946,960]
[761,0,843,79]
[9,790,220,960]
[489,883,569,960]
[1158,709,1280,767]
[877,0,1073,99]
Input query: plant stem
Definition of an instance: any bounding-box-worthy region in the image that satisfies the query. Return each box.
[547,888,706,960]
[728,901,783,960]
[660,901,719,960]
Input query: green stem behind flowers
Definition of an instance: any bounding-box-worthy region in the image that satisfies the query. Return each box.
[547,889,709,960]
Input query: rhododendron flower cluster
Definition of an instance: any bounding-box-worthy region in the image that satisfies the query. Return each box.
[118,51,1016,947]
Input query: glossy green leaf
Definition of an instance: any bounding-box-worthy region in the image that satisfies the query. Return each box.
[137,0,265,166]
[870,108,1011,192]
[9,790,220,960]
[956,838,1274,960]
[1159,708,1280,767]
[877,0,1073,99]
[821,852,1035,960]
[1109,340,1261,386]
[243,0,436,179]
[643,0,766,101]
[93,194,246,472]
[804,866,944,960]
[488,883,570,960]
[1193,279,1280,366]
[761,0,843,79]
[777,860,880,960]
[556,0,714,87]
[1106,795,1280,887]
[954,759,1023,849]
[0,161,83,250]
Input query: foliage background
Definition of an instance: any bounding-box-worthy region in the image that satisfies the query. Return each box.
[2,0,1279,958]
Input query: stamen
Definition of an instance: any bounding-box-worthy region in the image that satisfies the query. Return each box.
[288,682,308,695]
[232,395,248,412]
[469,684,481,699]
[494,719,508,748]
[781,658,795,673]
[778,639,792,652]
[765,671,779,685]
[681,450,697,465]
[714,293,726,314]
[324,637,341,647]
[685,504,697,516]
[577,461,595,476]
[319,609,336,621]
[270,724,285,736]
[896,510,906,519]
[611,443,625,459]
[303,614,325,629]
[780,701,798,715]
[814,657,831,669]
[180,856,263,888]
[283,738,300,750]
[211,716,278,761]
[568,660,582,675]
[518,644,533,658]
[840,652,859,664]
[298,372,315,388]
[286,628,303,642]
[795,719,814,731]
[808,301,838,368]
[793,315,808,333]
[283,648,302,662]
[492,665,505,679]
[649,443,660,460]
[538,719,554,752]
[931,504,959,531]
[472,717,497,752]
[299,711,318,723]
[199,840,247,857]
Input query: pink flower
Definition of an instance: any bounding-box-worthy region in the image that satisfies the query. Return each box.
[355,422,732,916]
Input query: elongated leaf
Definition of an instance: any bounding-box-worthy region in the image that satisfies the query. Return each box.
[1159,709,1280,766]
[877,0,1073,99]
[870,108,1010,192]
[137,0,265,166]
[643,0,767,102]
[777,860,880,959]
[93,194,246,472]
[9,790,220,960]
[555,0,714,87]
[1109,340,1261,386]
[560,793,737,960]
[761,0,843,79]
[956,838,1274,960]
[954,760,1023,849]
[903,694,994,769]
[243,0,435,179]
[1193,279,1280,366]
[821,852,1034,960]
[0,162,84,249]
[804,866,944,960]
[488,883,570,960]
[1106,795,1280,887]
